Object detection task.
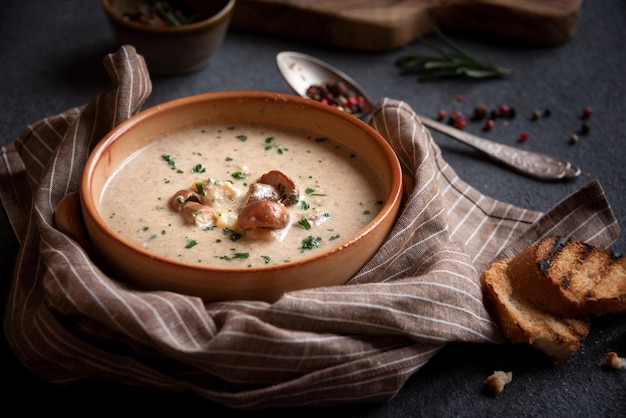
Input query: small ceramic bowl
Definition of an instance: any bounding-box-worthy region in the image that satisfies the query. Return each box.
[80,91,402,302]
[102,0,235,75]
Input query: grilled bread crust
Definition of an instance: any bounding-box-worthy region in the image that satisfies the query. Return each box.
[508,236,626,316]
[481,258,590,362]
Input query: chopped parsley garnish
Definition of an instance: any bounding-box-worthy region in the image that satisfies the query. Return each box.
[305,187,326,196]
[261,255,271,264]
[298,218,312,230]
[231,171,246,180]
[162,153,176,168]
[299,200,310,210]
[195,182,206,195]
[236,135,248,142]
[218,252,250,261]
[191,164,206,174]
[162,153,183,172]
[300,235,321,251]
[185,238,198,249]
[329,234,340,240]
[263,136,286,154]
[222,228,242,241]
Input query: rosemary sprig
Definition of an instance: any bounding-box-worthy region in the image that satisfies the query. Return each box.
[395,29,513,81]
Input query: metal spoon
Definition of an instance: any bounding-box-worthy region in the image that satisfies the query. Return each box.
[276,51,581,181]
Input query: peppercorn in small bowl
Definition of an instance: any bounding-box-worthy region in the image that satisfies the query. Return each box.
[102,0,235,74]
[78,91,403,302]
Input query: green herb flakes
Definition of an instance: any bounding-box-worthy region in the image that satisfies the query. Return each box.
[223,228,242,241]
[191,164,206,174]
[300,235,321,251]
[195,182,206,195]
[305,187,326,196]
[185,238,198,249]
[218,252,250,261]
[162,153,182,172]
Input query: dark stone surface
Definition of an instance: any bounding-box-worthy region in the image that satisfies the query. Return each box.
[1,1,624,415]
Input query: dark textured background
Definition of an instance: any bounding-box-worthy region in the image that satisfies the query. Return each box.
[1,1,624,416]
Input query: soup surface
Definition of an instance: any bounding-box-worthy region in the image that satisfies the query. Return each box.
[100,123,384,267]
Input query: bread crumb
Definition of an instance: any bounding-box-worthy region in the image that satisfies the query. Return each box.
[484,370,512,395]
[606,352,626,369]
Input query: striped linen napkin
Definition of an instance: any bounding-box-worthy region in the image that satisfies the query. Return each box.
[0,46,621,410]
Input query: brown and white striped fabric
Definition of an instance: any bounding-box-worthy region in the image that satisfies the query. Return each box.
[0,46,621,410]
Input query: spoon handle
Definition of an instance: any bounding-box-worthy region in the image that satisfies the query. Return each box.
[418,115,581,181]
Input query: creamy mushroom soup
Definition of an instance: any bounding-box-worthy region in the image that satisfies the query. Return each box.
[100,123,384,267]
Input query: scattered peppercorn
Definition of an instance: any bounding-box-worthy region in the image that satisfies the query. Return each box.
[531,110,542,121]
[543,108,552,117]
[483,119,495,131]
[436,109,447,121]
[448,110,467,130]
[580,122,591,135]
[473,104,490,120]
[498,104,510,117]
[569,133,579,144]
[582,106,593,119]
[456,95,464,102]
[517,132,529,142]
[453,117,467,130]
[507,107,517,118]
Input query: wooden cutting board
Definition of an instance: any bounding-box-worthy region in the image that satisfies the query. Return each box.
[231,0,583,51]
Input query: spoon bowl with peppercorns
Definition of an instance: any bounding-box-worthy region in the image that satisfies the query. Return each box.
[276,51,580,180]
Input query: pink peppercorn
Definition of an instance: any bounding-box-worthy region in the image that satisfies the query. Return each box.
[518,132,529,142]
[453,117,467,130]
[483,119,495,131]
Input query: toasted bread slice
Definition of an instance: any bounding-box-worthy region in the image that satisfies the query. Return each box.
[481,258,590,362]
[508,236,626,316]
